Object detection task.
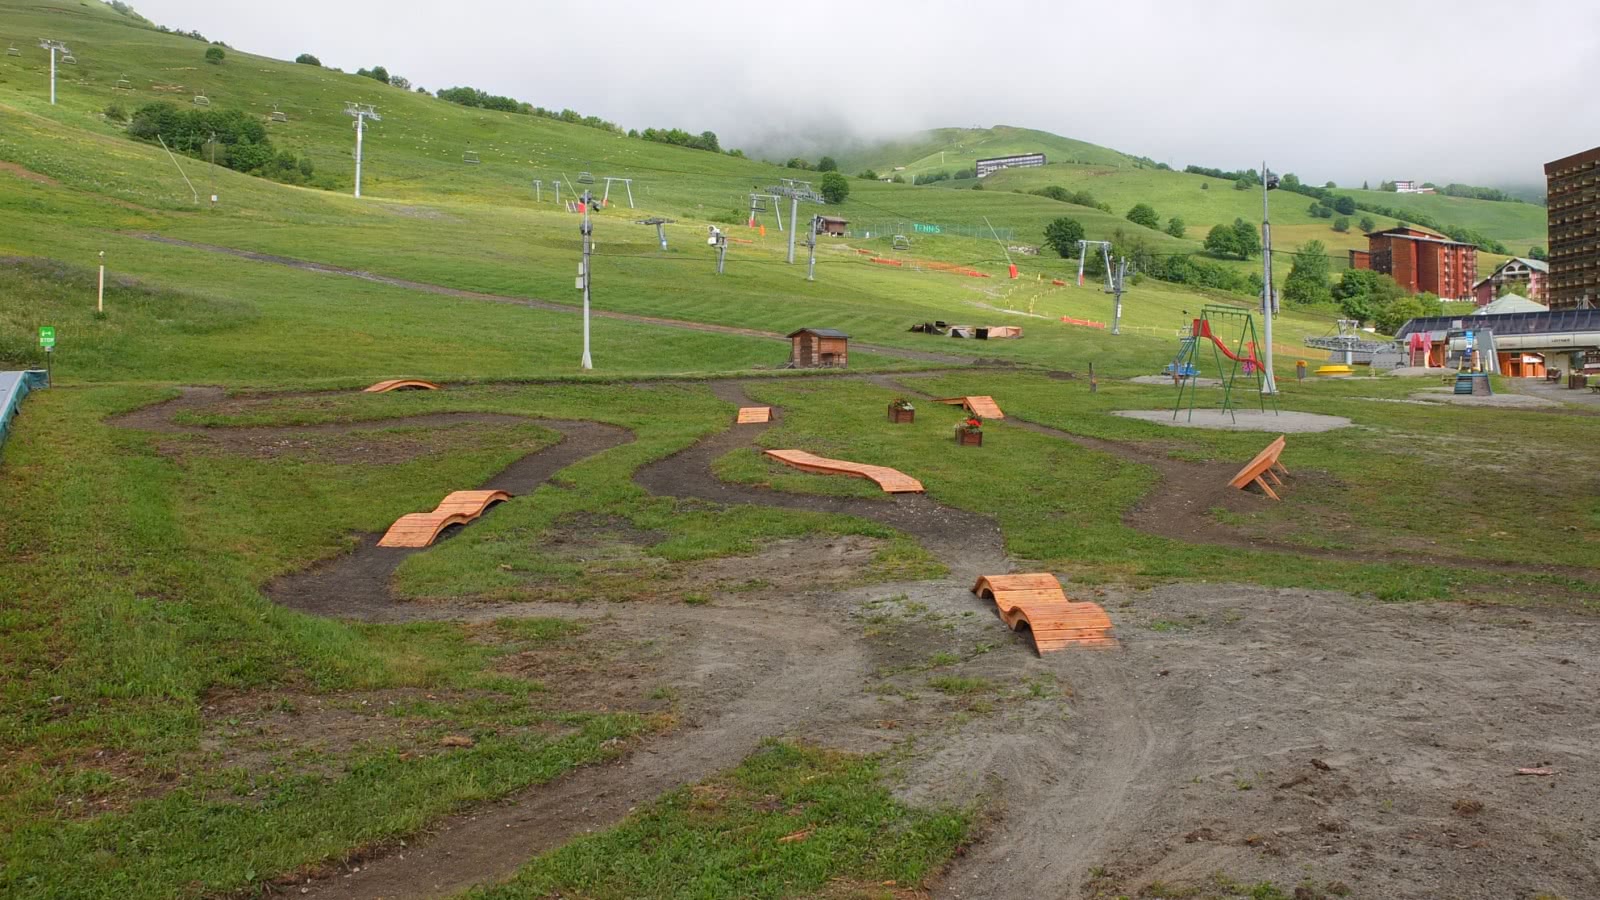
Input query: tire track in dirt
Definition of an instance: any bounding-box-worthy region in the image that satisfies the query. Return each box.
[870,374,1600,582]
[130,234,974,365]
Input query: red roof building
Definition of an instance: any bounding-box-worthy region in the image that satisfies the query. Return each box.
[1348,227,1477,300]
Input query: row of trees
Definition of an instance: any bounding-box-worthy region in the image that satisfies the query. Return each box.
[638,128,722,153]
[1028,186,1112,214]
[125,102,319,187]
[1041,218,1263,298]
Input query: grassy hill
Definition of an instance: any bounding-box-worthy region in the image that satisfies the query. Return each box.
[830,125,1136,180]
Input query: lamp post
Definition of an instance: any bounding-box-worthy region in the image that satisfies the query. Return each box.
[1260,162,1280,395]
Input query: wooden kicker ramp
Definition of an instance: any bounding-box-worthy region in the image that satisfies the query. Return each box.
[378,490,510,548]
[364,379,442,393]
[972,573,1117,653]
[937,395,1004,419]
[764,449,924,493]
[736,406,772,424]
[1228,435,1290,500]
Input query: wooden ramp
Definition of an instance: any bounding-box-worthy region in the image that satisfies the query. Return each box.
[1228,435,1290,501]
[364,379,441,393]
[937,395,1004,419]
[736,406,773,424]
[378,490,510,548]
[972,573,1117,653]
[764,449,924,493]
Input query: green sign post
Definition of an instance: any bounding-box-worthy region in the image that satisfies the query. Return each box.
[38,326,55,350]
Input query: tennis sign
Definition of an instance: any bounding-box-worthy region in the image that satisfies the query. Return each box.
[38,326,55,350]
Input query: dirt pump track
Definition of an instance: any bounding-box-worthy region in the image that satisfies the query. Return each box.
[106,382,1600,900]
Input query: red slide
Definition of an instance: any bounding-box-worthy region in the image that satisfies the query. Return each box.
[1193,319,1261,367]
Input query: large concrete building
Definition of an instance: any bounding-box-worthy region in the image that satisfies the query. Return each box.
[1544,145,1600,310]
[1349,226,1478,300]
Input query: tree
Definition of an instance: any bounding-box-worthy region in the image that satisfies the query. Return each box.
[1281,173,1301,190]
[1126,203,1160,230]
[1204,223,1240,258]
[785,157,813,171]
[1200,182,1209,190]
[1165,216,1186,238]
[1529,245,1548,261]
[389,74,411,90]
[819,171,850,204]
[1325,181,1337,189]
[357,65,390,84]
[1333,195,1357,216]
[1042,217,1085,258]
[817,156,838,172]
[295,53,320,66]
[1332,217,1350,233]
[1233,178,1251,191]
[857,170,878,180]
[1282,240,1332,306]
[204,46,224,64]
[1362,180,1369,190]
[1375,297,1425,335]
[1359,215,1376,233]
[1332,270,1406,326]
[1231,218,1260,257]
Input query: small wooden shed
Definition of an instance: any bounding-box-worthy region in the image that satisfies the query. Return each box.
[788,328,849,368]
[816,215,848,237]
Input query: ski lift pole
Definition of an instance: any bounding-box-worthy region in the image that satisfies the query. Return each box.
[806,215,820,281]
[579,191,594,370]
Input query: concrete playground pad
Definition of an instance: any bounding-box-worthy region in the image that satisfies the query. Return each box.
[1128,375,1223,387]
[1408,389,1560,409]
[1113,408,1353,433]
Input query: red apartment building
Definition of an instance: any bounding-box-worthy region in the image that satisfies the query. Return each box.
[1348,226,1477,300]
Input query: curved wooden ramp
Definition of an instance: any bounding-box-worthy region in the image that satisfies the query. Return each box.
[764,449,924,493]
[972,573,1117,653]
[1228,435,1289,501]
[736,406,772,424]
[364,379,442,393]
[937,395,1004,419]
[378,490,510,548]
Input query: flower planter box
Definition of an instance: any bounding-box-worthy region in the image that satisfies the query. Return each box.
[887,404,915,424]
[955,428,983,446]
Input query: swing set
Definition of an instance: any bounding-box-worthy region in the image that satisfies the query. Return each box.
[1171,305,1278,422]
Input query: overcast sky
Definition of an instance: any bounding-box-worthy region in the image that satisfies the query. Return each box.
[129,0,1597,188]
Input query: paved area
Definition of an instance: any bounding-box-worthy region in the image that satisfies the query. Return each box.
[1112,408,1353,433]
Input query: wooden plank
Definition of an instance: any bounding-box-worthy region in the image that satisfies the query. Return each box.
[364,379,442,393]
[936,396,1005,419]
[378,489,512,547]
[736,407,772,424]
[972,573,1116,653]
[765,449,924,493]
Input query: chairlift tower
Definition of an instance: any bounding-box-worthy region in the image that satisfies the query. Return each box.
[38,40,70,105]
[768,180,824,264]
[748,193,783,231]
[709,226,728,275]
[637,217,674,250]
[344,102,381,198]
[576,190,600,369]
[806,215,822,281]
[602,177,634,209]
[1259,161,1281,394]
[1076,240,1127,335]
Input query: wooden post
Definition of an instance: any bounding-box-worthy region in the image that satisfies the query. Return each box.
[97,251,105,313]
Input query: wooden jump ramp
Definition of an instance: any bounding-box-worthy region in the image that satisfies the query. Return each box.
[1229,435,1290,500]
[364,379,441,393]
[937,396,1004,419]
[378,490,510,548]
[736,406,773,424]
[764,449,924,493]
[972,574,1117,653]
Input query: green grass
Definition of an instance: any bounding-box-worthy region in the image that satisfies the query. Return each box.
[467,742,969,900]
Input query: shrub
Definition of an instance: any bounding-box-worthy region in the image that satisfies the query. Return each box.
[1359,215,1376,232]
[1165,216,1186,238]
[204,46,224,64]
[103,101,129,122]
[1333,196,1357,215]
[857,170,878,180]
[1282,240,1332,306]
[817,156,838,172]
[1042,217,1085,258]
[1332,216,1350,232]
[295,53,319,66]
[357,65,390,84]
[1125,203,1160,230]
[819,172,850,204]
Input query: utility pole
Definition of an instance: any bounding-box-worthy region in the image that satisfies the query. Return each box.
[806,215,820,281]
[1260,161,1280,394]
[344,102,381,198]
[578,190,597,369]
[39,40,69,105]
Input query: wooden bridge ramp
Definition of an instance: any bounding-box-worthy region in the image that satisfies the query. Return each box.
[972,573,1117,653]
[378,489,510,548]
[364,379,442,393]
[937,395,1004,419]
[1228,435,1289,500]
[764,449,924,493]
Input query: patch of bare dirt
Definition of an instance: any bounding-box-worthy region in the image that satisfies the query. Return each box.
[923,582,1600,900]
[153,418,552,464]
[0,159,59,186]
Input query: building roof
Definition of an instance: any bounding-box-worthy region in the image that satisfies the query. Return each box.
[1506,256,1550,273]
[1364,226,1476,248]
[1473,294,1547,315]
[1395,309,1600,340]
[788,328,850,339]
[1545,145,1600,174]
[817,215,848,223]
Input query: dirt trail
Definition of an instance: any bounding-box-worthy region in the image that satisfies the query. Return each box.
[872,374,1600,581]
[131,234,972,365]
